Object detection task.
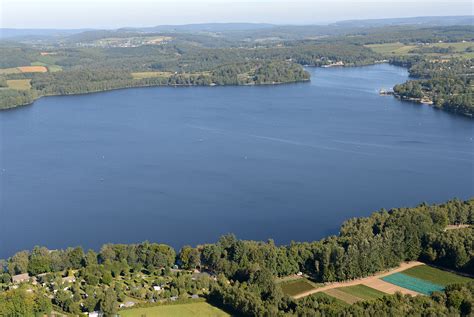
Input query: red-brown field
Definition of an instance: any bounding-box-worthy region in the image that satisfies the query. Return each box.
[17,66,48,73]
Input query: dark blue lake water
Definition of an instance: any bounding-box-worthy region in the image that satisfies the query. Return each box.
[0,64,472,259]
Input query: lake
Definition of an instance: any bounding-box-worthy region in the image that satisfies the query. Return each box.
[0,64,472,259]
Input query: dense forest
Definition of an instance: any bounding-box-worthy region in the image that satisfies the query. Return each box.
[392,57,473,116]
[0,198,472,316]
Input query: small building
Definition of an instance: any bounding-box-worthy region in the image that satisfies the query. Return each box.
[62,276,76,283]
[153,285,162,291]
[12,273,30,284]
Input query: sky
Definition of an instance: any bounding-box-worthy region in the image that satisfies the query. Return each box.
[1,0,472,29]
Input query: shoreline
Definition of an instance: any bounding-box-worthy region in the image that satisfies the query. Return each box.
[0,77,311,111]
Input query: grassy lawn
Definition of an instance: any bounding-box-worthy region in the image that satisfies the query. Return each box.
[337,284,386,301]
[119,302,229,317]
[279,278,317,297]
[7,79,31,90]
[401,265,473,286]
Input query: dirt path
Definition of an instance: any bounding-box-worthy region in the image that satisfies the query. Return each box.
[293,261,424,299]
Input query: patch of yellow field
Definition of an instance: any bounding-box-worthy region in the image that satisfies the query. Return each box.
[0,68,21,75]
[6,79,31,90]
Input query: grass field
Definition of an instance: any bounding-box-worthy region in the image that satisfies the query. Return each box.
[382,273,444,295]
[280,278,317,297]
[401,265,473,286]
[6,79,31,90]
[337,284,386,301]
[119,302,229,317]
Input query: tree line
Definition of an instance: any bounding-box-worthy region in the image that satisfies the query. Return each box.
[0,198,472,316]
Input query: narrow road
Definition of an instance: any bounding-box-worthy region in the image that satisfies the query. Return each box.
[293,261,424,299]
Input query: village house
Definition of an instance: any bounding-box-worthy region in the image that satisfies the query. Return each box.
[11,273,30,284]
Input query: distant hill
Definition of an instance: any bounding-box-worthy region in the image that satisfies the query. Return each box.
[1,16,472,42]
[0,28,90,40]
[332,15,473,28]
[123,23,276,33]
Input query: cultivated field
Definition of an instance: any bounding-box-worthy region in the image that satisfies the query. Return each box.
[280,278,318,297]
[323,288,362,304]
[119,302,229,317]
[362,277,420,296]
[401,265,473,286]
[382,273,444,295]
[292,261,424,299]
[17,66,48,73]
[320,264,472,303]
[336,284,386,301]
[6,79,31,90]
